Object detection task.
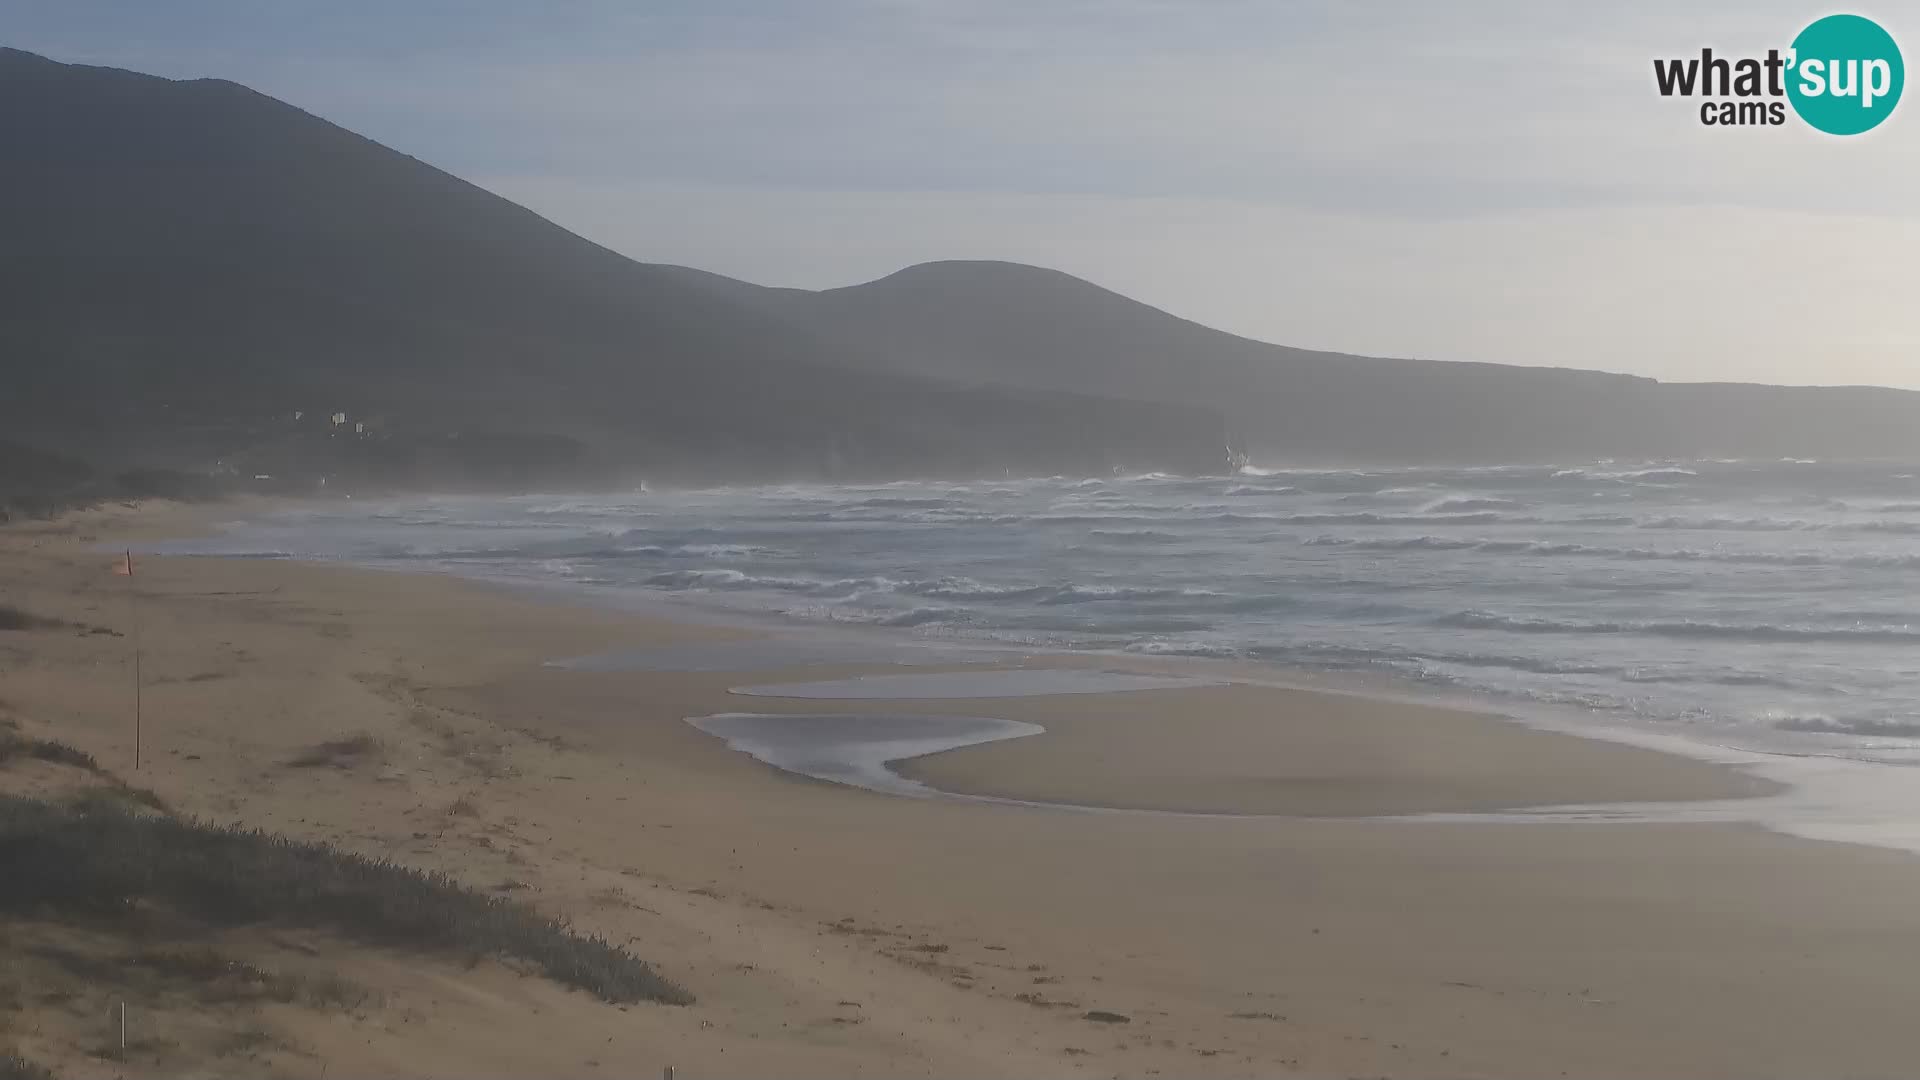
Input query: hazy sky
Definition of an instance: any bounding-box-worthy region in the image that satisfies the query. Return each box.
[8,1,1916,387]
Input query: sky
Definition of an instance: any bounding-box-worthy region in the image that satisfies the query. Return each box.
[6,0,1917,387]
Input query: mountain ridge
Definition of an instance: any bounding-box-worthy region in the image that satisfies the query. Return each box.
[0,47,1227,489]
[6,45,1920,496]
[820,259,1920,392]
[740,258,1920,463]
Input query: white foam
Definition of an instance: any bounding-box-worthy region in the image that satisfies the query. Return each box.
[547,637,1002,672]
[730,669,1219,699]
[686,712,1042,797]
[1398,739,1920,855]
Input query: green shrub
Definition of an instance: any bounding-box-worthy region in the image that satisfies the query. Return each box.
[0,735,98,771]
[285,733,381,769]
[0,605,63,632]
[0,795,687,1005]
[0,1053,58,1080]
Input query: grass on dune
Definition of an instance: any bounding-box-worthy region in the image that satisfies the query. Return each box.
[0,793,689,1006]
[284,733,382,769]
[0,734,97,771]
[0,1053,59,1080]
[0,735,167,812]
[0,604,64,632]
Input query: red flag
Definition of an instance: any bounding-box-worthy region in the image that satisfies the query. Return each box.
[112,550,133,577]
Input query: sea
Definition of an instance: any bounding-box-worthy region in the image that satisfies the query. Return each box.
[164,459,1920,771]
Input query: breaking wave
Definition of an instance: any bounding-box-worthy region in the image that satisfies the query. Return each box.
[1422,497,1524,513]
[1773,715,1920,738]
[1086,529,1184,543]
[1301,535,1920,569]
[1438,610,1920,644]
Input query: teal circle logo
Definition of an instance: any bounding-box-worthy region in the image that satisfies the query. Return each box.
[1787,14,1904,134]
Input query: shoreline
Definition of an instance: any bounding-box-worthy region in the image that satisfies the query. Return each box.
[139,490,1920,797]
[13,500,1920,1077]
[146,500,1803,819]
[501,593,1781,819]
[98,501,1920,853]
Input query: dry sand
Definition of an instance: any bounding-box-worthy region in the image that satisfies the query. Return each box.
[5,500,1920,1078]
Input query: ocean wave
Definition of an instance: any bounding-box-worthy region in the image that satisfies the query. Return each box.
[1422,497,1524,513]
[1302,535,1920,570]
[518,499,651,517]
[1304,536,1601,557]
[1311,646,1803,690]
[1635,515,1812,531]
[1276,512,1506,526]
[1002,613,1215,634]
[1855,520,1920,535]
[1123,639,1243,659]
[1029,513,1164,525]
[643,569,889,597]
[856,497,953,508]
[1621,670,1804,689]
[1438,609,1920,644]
[1304,535,1476,552]
[1415,650,1630,677]
[893,577,1055,602]
[401,533,776,562]
[1224,484,1301,496]
[1111,639,1801,700]
[1087,529,1183,543]
[879,606,972,627]
[1540,544,1920,570]
[1551,466,1698,482]
[894,510,1029,525]
[374,512,584,530]
[621,543,772,558]
[1039,584,1215,605]
[717,574,1228,608]
[1215,593,1305,614]
[1773,715,1920,738]
[1049,500,1224,514]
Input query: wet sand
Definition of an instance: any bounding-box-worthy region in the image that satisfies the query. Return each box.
[6,501,1920,1078]
[687,712,1044,799]
[893,681,1777,816]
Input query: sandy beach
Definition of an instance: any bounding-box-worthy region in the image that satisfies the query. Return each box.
[7,501,1920,1078]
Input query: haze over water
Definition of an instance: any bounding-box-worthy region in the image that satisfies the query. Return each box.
[183,460,1920,766]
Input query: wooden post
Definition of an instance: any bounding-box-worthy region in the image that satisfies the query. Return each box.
[129,551,141,770]
[133,619,141,771]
